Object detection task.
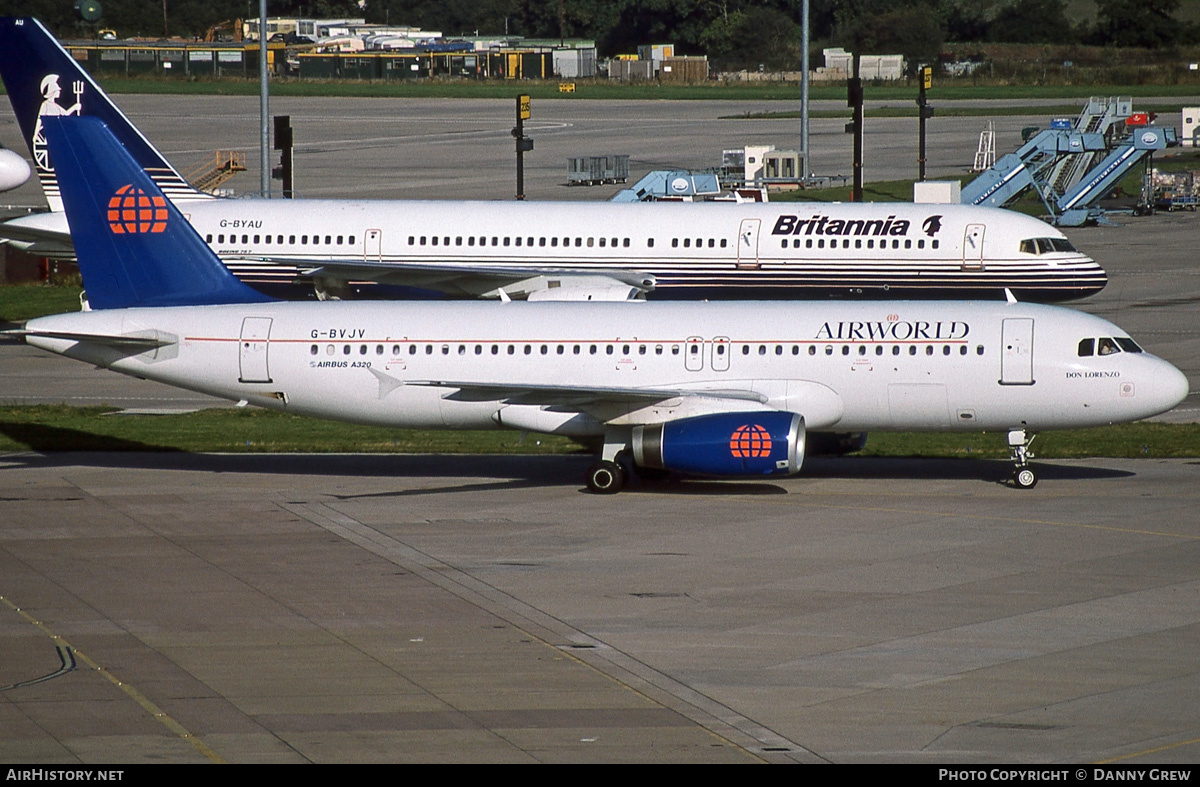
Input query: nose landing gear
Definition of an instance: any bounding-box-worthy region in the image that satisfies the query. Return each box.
[1007,428,1038,489]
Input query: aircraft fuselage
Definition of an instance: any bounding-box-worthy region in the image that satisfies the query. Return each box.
[25,300,1184,436]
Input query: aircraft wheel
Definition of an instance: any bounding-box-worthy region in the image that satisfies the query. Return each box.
[586,461,626,494]
[1013,467,1038,489]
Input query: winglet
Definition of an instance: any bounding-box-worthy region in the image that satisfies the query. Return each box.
[42,116,274,309]
[1004,287,1018,304]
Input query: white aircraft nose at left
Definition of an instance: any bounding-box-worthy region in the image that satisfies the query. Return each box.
[0,148,31,192]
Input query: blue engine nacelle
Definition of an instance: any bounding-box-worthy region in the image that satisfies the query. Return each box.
[631,411,805,477]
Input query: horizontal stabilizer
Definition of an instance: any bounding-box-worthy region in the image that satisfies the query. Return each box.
[6,327,175,348]
[0,212,72,246]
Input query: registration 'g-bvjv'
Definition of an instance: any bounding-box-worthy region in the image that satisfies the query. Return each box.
[16,117,1188,492]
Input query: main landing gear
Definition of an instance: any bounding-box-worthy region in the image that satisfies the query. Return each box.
[586,460,625,494]
[587,428,642,494]
[1007,428,1038,489]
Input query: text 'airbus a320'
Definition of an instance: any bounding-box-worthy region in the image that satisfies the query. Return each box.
[12,116,1185,493]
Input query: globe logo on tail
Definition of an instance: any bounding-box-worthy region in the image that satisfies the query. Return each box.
[729,424,772,458]
[107,185,167,234]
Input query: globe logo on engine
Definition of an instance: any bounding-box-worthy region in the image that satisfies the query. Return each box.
[107,184,167,234]
[729,424,772,458]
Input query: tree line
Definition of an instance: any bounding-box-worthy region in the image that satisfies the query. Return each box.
[5,0,1196,72]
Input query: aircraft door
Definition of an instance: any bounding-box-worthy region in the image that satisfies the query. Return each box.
[364,229,382,262]
[962,223,985,270]
[1000,318,1034,385]
[684,336,704,372]
[239,317,273,384]
[711,336,730,371]
[737,218,761,270]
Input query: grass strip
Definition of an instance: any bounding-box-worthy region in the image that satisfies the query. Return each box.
[0,284,85,324]
[0,405,1195,460]
[7,77,1196,103]
[724,101,1200,121]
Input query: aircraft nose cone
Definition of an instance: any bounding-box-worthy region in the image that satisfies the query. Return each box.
[1148,360,1191,418]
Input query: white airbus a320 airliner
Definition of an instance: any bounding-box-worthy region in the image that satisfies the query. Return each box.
[14,116,1186,493]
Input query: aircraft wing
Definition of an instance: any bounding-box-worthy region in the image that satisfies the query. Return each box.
[405,379,767,407]
[231,255,657,301]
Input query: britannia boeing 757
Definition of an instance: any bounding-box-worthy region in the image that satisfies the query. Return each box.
[13,116,1185,492]
[0,17,1107,303]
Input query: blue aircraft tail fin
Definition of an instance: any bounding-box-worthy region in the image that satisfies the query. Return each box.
[0,17,211,212]
[43,116,272,309]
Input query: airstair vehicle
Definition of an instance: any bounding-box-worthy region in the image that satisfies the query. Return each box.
[184,151,247,194]
[961,98,1177,226]
[1044,97,1133,198]
[972,120,996,173]
[610,170,722,202]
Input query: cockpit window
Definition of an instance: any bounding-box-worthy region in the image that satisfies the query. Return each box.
[1079,337,1142,356]
[1115,337,1143,353]
[1021,237,1077,254]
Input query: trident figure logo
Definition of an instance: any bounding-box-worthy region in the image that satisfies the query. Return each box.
[32,74,84,171]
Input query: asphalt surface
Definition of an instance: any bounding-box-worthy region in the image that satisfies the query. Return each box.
[1,95,1199,764]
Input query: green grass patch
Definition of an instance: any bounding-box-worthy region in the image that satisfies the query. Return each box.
[0,283,85,324]
[92,77,831,101]
[860,424,1200,460]
[724,100,1200,121]
[29,76,1197,102]
[0,405,1194,460]
[0,405,586,454]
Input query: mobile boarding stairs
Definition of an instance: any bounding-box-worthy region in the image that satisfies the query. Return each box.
[961,112,1177,226]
